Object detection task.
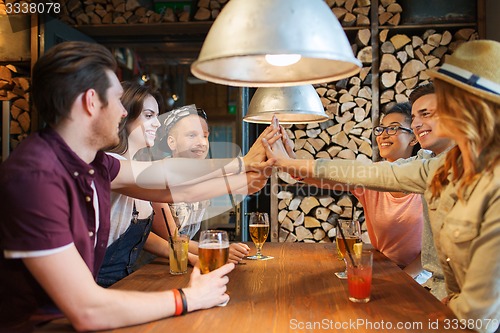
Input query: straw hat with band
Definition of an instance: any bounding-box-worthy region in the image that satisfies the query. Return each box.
[427,39,500,105]
[157,104,208,153]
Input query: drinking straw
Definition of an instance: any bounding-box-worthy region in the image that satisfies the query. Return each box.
[336,219,357,268]
[327,212,357,268]
[162,207,179,264]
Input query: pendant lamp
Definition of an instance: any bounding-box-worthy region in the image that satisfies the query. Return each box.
[191,0,361,87]
[243,85,328,124]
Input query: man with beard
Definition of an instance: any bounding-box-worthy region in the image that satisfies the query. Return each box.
[0,41,275,332]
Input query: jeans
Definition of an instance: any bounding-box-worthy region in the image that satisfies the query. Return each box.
[97,214,153,288]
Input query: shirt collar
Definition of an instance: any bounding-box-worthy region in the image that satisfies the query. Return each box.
[40,127,102,178]
[443,155,483,202]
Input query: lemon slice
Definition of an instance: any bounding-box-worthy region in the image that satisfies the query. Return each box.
[353,242,363,256]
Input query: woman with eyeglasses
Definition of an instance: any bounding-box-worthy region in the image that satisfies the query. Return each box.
[287,102,429,281]
[97,81,167,287]
[356,102,430,281]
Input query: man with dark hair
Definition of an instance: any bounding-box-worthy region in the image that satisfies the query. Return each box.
[0,41,274,332]
[409,82,435,105]
[409,83,453,156]
[408,82,455,299]
[32,42,116,125]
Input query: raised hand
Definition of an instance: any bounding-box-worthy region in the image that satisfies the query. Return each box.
[242,125,280,173]
[262,118,292,165]
[280,124,296,159]
[267,116,296,160]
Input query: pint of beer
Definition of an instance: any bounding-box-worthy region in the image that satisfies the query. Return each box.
[198,230,229,274]
[199,243,229,274]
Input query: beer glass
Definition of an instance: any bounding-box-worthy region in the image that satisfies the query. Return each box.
[335,220,361,279]
[246,212,271,260]
[198,230,229,274]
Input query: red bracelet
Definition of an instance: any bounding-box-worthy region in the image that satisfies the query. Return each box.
[172,289,183,316]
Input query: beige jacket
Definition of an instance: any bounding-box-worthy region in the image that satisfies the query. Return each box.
[315,156,500,333]
[397,149,447,299]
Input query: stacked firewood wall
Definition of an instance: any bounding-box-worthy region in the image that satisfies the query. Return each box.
[2,0,479,243]
[59,0,168,24]
[379,28,478,112]
[0,65,31,151]
[277,184,365,243]
[194,0,371,23]
[326,0,370,27]
[378,0,402,26]
[275,4,478,243]
[56,0,394,25]
[276,27,373,243]
[193,0,228,21]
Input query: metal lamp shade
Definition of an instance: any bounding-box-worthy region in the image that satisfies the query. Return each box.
[191,0,361,87]
[244,85,328,124]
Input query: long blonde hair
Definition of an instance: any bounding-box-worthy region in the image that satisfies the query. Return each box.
[430,79,500,200]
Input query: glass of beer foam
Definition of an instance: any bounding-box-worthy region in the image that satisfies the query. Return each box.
[198,230,230,274]
[246,212,273,260]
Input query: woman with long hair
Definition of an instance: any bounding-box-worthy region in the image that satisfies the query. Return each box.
[98,81,167,287]
[265,40,500,332]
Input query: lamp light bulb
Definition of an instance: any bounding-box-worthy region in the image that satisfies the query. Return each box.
[265,54,301,67]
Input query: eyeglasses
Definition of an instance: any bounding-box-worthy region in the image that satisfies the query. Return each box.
[196,108,208,120]
[373,125,413,136]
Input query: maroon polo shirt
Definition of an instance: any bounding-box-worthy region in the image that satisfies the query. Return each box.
[0,127,120,329]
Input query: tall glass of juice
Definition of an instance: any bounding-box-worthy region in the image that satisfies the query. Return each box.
[347,251,373,303]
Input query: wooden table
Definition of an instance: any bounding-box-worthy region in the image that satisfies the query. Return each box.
[38,242,472,332]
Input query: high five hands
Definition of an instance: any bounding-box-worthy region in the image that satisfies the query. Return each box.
[241,116,296,181]
[262,116,296,167]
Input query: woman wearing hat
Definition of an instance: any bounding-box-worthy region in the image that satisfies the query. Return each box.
[264,40,500,332]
